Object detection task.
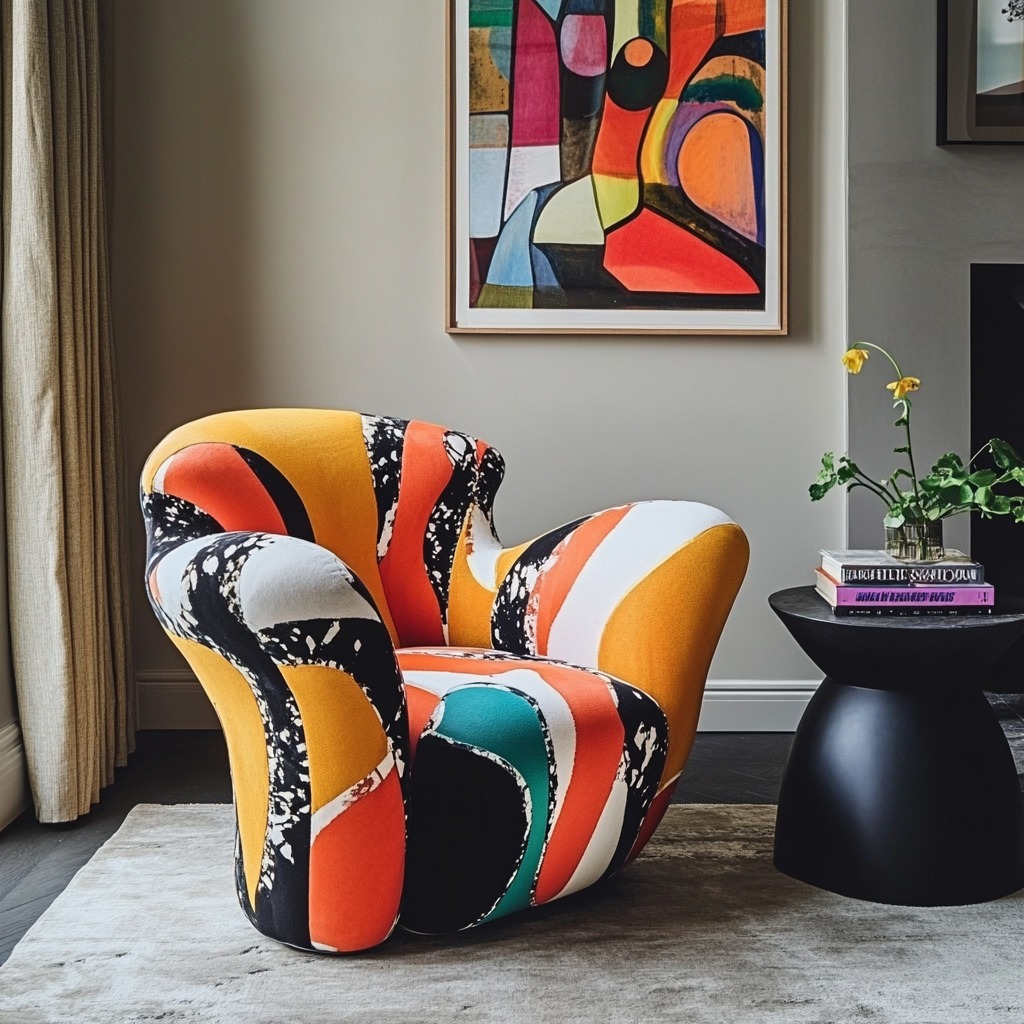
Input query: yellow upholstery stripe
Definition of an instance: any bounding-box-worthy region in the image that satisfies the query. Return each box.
[168,635,269,908]
[494,542,528,586]
[447,519,499,649]
[279,664,388,814]
[596,524,749,783]
[142,409,398,641]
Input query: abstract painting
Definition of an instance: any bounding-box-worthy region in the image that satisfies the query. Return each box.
[447,0,787,334]
[939,0,1024,144]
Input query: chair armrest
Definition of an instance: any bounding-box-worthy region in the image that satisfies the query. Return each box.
[147,529,408,953]
[487,500,749,784]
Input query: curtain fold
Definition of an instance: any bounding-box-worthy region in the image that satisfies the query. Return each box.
[1,0,133,823]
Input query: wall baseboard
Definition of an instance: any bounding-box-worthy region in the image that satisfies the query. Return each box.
[696,679,820,731]
[137,672,220,730]
[138,672,819,733]
[0,721,30,832]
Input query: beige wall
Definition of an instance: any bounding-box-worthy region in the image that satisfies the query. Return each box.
[848,1,1024,551]
[110,0,847,692]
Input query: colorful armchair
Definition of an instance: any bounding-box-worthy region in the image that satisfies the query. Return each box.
[142,410,748,953]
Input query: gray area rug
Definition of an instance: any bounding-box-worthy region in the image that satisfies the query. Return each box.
[1,804,1023,1023]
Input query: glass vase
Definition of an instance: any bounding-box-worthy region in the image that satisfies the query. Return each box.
[884,520,945,562]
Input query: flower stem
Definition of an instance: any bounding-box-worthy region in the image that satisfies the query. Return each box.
[855,342,903,378]
[901,399,922,504]
[967,442,990,467]
[854,343,922,504]
[850,466,895,505]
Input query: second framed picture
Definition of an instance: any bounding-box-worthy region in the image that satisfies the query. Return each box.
[447,0,788,335]
[939,0,1024,145]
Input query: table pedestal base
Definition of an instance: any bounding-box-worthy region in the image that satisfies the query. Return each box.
[774,678,1024,905]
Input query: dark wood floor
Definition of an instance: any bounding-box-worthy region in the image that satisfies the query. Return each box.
[2,699,1023,967]
[0,731,230,967]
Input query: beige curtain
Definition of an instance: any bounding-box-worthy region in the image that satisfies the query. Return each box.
[1,0,133,822]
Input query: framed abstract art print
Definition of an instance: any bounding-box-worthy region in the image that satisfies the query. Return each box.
[446,0,788,335]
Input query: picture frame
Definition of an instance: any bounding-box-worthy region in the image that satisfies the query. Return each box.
[938,0,1024,145]
[446,0,788,335]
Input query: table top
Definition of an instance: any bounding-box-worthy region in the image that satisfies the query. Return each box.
[769,587,1024,689]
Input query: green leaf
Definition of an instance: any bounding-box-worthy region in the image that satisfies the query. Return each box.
[933,452,965,474]
[1014,503,1024,523]
[809,452,839,501]
[959,483,975,504]
[991,495,1012,515]
[883,511,905,528]
[990,438,1023,470]
[975,485,995,509]
[968,469,998,487]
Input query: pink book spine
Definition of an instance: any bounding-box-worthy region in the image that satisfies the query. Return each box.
[831,584,994,607]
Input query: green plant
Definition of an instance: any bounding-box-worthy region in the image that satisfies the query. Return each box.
[810,343,1024,529]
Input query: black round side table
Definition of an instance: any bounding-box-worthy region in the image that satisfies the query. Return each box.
[769,586,1024,906]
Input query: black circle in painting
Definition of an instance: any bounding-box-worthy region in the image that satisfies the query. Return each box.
[606,38,669,111]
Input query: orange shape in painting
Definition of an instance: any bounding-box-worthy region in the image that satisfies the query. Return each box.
[624,37,654,67]
[723,0,766,36]
[604,207,759,294]
[666,0,719,96]
[591,95,652,178]
[665,0,765,99]
[679,113,758,241]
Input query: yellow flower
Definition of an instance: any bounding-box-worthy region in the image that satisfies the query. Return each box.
[841,348,869,373]
[886,376,921,400]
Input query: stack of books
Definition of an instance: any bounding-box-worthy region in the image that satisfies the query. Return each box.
[815,549,993,616]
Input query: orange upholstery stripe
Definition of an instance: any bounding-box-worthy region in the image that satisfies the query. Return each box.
[533,506,630,656]
[405,683,443,760]
[161,443,286,534]
[399,649,492,675]
[379,421,450,645]
[308,767,405,952]
[529,663,624,904]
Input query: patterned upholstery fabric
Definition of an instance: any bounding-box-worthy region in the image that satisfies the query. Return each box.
[142,410,748,953]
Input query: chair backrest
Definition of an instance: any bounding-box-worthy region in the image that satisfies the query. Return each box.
[142,409,505,647]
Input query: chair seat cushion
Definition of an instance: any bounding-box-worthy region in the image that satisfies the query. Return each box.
[395,647,670,932]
